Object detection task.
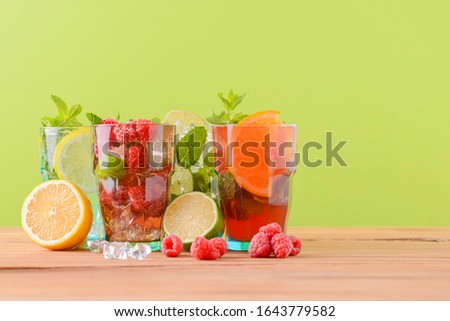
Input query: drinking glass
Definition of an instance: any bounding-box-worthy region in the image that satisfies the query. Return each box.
[92,123,174,250]
[212,124,297,250]
[40,127,105,244]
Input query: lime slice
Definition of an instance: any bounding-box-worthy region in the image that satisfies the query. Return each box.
[170,166,194,196]
[53,128,96,193]
[163,109,207,126]
[163,192,224,250]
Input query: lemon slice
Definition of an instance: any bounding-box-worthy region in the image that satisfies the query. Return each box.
[21,180,93,250]
[53,128,96,193]
[163,109,207,126]
[163,192,224,250]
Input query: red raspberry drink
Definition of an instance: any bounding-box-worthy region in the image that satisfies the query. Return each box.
[93,120,174,250]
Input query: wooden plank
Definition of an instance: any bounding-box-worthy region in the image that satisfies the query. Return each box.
[0,227,449,300]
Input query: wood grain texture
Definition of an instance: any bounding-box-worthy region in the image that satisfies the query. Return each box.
[0,227,449,300]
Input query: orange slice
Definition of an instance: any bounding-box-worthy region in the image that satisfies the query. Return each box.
[21,180,93,250]
[230,110,294,197]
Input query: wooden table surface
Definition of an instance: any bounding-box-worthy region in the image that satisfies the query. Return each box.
[1,227,449,300]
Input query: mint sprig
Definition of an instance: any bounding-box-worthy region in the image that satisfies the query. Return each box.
[86,112,121,125]
[41,95,83,127]
[207,89,248,124]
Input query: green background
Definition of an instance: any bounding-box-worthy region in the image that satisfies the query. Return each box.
[1,1,449,227]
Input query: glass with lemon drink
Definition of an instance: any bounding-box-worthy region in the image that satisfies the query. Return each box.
[40,126,105,243]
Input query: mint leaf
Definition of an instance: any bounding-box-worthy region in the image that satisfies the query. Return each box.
[42,95,84,127]
[41,116,55,127]
[176,127,207,168]
[68,105,82,119]
[116,112,121,121]
[207,89,248,124]
[95,154,126,179]
[192,167,211,193]
[151,116,161,123]
[51,95,69,117]
[86,113,103,125]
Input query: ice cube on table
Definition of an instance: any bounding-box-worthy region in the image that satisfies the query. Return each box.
[87,240,108,254]
[103,242,130,260]
[128,243,152,260]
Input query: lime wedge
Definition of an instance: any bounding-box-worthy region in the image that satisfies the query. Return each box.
[163,192,224,250]
[163,109,207,126]
[53,128,96,193]
[170,166,194,196]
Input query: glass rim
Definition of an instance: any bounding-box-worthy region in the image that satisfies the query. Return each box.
[92,123,175,128]
[209,123,297,128]
[39,126,90,130]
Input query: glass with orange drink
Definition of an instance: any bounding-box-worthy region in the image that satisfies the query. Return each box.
[212,111,297,250]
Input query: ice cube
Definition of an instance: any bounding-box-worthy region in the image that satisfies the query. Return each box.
[128,243,152,260]
[103,242,129,260]
[87,240,109,254]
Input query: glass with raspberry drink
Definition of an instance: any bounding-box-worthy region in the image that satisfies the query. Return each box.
[93,119,174,250]
[212,111,297,250]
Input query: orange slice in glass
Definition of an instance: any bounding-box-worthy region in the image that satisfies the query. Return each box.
[230,111,294,197]
[21,180,93,250]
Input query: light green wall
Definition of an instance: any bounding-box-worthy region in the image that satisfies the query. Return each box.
[1,1,449,226]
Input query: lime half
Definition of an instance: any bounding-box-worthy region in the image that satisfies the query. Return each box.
[53,128,96,193]
[163,109,207,126]
[163,192,224,250]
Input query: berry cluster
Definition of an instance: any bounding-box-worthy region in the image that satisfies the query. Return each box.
[190,237,227,260]
[248,223,302,259]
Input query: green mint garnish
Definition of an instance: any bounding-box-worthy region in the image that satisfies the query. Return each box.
[95,154,126,179]
[150,116,161,124]
[206,89,248,124]
[176,127,207,168]
[86,113,103,125]
[41,95,83,127]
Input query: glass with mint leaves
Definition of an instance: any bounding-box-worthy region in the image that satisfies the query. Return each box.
[162,110,220,202]
[91,115,174,250]
[40,95,105,244]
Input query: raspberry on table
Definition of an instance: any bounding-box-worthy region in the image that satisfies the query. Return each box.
[271,233,293,259]
[101,118,118,125]
[162,234,183,257]
[210,237,227,257]
[190,237,219,260]
[248,232,272,258]
[289,235,302,256]
[259,222,282,241]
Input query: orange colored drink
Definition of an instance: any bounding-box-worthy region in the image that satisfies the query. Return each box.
[213,112,297,250]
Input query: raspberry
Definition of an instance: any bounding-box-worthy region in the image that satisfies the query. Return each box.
[289,236,302,256]
[248,232,271,258]
[162,234,183,257]
[271,233,293,259]
[101,118,118,125]
[114,186,130,206]
[128,186,150,214]
[210,237,227,257]
[100,191,113,210]
[136,119,153,142]
[125,145,148,169]
[190,237,220,260]
[113,123,138,143]
[259,223,282,241]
